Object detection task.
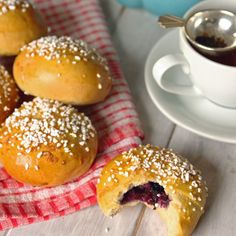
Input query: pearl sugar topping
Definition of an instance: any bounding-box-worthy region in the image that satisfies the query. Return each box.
[102,145,207,203]
[1,97,96,157]
[21,36,108,67]
[0,65,18,109]
[0,0,30,14]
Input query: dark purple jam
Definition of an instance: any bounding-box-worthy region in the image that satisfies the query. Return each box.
[120,182,170,209]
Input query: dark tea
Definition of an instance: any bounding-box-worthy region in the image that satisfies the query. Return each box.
[195,35,227,48]
[191,35,236,67]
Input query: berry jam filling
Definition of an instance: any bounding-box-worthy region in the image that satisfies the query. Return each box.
[120,182,170,209]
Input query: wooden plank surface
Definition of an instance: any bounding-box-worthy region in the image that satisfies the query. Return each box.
[100,0,123,32]
[111,7,175,146]
[10,205,143,236]
[3,0,236,235]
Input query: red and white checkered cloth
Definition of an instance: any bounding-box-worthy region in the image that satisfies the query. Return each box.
[0,0,144,230]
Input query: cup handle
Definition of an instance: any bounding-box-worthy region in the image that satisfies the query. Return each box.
[152,54,202,96]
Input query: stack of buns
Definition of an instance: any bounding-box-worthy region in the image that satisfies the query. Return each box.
[0,0,112,186]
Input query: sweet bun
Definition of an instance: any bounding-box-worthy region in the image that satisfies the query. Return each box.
[0,97,98,186]
[13,36,112,105]
[97,145,208,236]
[0,0,47,55]
[0,65,19,123]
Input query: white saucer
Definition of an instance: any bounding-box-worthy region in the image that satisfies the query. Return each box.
[145,29,236,143]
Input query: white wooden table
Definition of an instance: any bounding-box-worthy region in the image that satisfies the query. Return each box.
[2,0,236,235]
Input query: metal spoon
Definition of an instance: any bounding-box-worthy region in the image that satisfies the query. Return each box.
[158,10,236,56]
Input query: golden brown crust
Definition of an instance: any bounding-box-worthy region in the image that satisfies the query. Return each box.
[0,97,98,186]
[97,145,208,236]
[0,0,47,56]
[0,65,19,123]
[13,36,112,105]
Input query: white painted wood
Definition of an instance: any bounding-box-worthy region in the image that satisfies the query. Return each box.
[0,230,10,236]
[111,8,175,146]
[100,0,123,31]
[11,205,143,236]
[136,207,167,236]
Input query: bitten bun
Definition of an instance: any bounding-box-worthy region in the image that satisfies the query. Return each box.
[97,145,208,236]
[0,65,19,123]
[0,0,47,55]
[13,36,112,105]
[0,97,98,186]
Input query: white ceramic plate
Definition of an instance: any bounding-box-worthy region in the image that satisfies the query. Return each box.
[145,29,236,143]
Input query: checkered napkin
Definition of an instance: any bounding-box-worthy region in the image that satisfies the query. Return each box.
[0,0,144,230]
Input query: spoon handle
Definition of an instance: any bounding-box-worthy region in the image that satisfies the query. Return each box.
[158,15,185,28]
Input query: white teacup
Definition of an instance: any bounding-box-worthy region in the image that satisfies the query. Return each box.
[152,0,236,108]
